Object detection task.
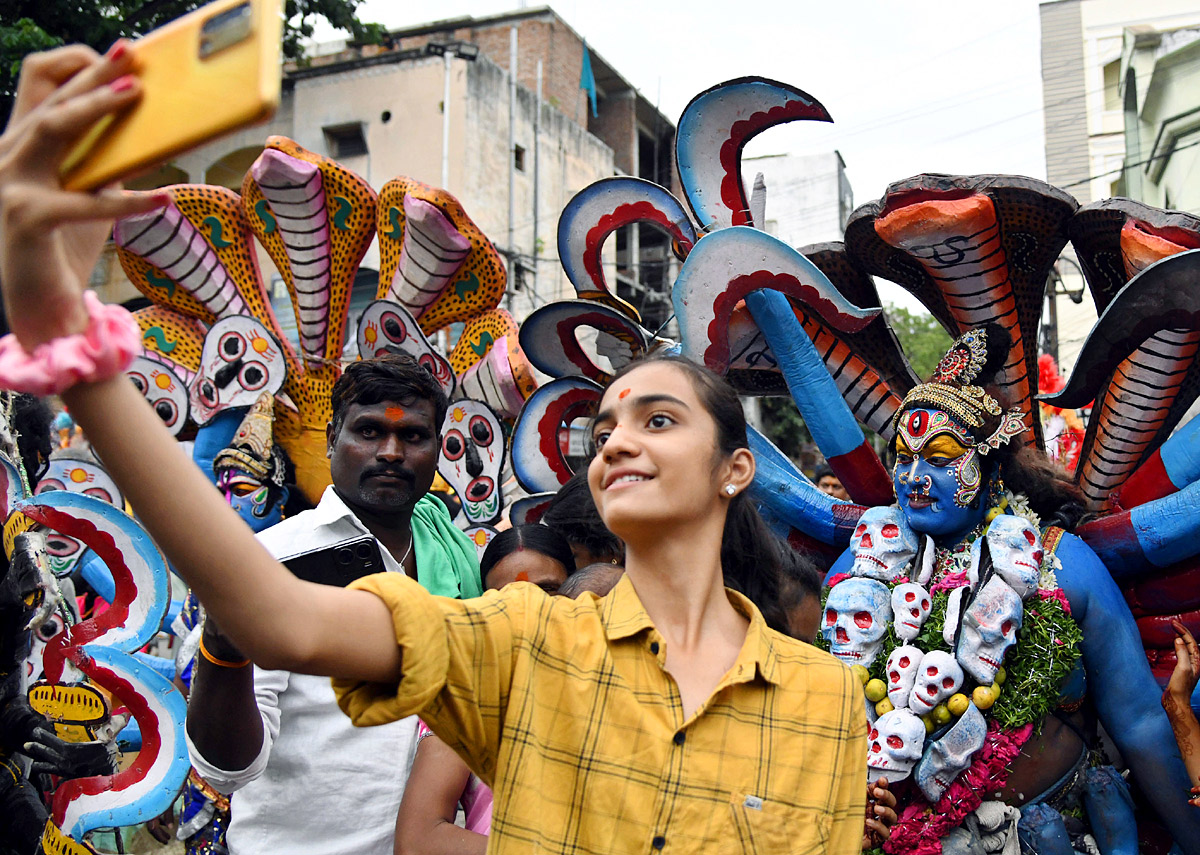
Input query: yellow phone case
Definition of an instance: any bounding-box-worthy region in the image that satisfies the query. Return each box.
[62,0,283,191]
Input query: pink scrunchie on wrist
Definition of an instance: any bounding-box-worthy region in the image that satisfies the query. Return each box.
[0,291,141,396]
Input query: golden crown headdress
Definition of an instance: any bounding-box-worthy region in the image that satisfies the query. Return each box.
[892,327,1026,455]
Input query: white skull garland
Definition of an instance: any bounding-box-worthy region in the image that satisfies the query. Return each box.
[356,300,457,399]
[956,576,1024,685]
[849,506,919,581]
[891,582,932,641]
[986,514,1043,599]
[868,709,926,784]
[915,702,988,802]
[909,650,964,714]
[438,399,505,525]
[191,316,287,425]
[822,578,892,667]
[886,645,924,709]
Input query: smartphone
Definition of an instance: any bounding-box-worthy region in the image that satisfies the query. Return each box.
[61,0,283,191]
[282,535,386,588]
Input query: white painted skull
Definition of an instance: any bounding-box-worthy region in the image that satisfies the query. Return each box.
[850,506,919,581]
[956,576,1023,684]
[915,702,988,801]
[439,399,505,524]
[885,645,924,710]
[821,578,892,668]
[891,582,932,641]
[356,299,456,398]
[909,650,964,714]
[986,515,1043,599]
[190,317,287,426]
[867,709,926,784]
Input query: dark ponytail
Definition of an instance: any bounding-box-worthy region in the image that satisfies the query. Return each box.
[604,355,791,635]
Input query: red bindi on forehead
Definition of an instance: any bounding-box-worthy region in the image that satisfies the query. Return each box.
[618,388,631,400]
[384,406,405,422]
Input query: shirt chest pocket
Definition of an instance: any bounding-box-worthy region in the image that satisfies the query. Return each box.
[726,792,830,854]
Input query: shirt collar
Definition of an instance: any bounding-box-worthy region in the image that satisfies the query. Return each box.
[310,486,369,532]
[601,573,782,687]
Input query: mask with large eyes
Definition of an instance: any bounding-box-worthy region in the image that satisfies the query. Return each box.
[357,300,456,399]
[35,456,123,577]
[190,317,286,425]
[127,355,189,436]
[438,399,505,525]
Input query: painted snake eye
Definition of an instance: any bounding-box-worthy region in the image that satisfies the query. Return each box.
[154,399,179,427]
[381,312,407,343]
[469,415,494,447]
[219,331,246,361]
[240,363,268,391]
[442,430,465,461]
[128,372,148,394]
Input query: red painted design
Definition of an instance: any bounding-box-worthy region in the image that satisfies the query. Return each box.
[704,270,873,372]
[618,389,631,399]
[719,99,830,226]
[583,202,694,293]
[536,387,601,486]
[827,443,895,507]
[552,311,633,382]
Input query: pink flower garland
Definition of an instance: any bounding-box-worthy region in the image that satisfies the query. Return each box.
[1037,587,1072,615]
[883,721,1034,855]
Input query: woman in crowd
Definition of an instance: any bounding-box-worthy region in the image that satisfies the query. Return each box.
[0,45,866,853]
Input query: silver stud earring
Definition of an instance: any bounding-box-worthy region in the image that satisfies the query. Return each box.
[724,484,736,496]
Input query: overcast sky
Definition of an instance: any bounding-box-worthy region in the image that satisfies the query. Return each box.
[320,0,1050,207]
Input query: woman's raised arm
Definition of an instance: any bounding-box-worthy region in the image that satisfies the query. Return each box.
[0,46,400,683]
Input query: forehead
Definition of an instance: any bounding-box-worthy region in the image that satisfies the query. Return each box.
[342,398,436,427]
[599,363,699,412]
[896,408,973,452]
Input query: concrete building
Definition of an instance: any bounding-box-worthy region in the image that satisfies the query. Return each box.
[741,151,854,249]
[1118,24,1200,213]
[100,7,679,341]
[1038,0,1200,370]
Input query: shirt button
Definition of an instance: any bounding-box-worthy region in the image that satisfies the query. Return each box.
[650,642,660,655]
[673,731,685,745]
[652,836,666,850]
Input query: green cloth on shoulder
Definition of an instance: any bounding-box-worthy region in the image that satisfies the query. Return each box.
[411,494,482,599]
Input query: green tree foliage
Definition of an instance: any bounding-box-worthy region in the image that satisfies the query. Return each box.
[884,302,952,380]
[756,303,950,464]
[1,0,384,121]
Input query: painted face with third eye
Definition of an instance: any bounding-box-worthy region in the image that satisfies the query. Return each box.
[893,408,987,543]
[587,363,746,538]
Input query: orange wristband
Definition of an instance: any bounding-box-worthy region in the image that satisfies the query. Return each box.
[198,634,251,669]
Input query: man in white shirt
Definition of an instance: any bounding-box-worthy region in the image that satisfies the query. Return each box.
[185,354,482,855]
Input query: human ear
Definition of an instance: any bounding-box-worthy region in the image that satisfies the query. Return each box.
[325,421,335,458]
[721,447,755,496]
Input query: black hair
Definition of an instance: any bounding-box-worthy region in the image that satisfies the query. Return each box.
[329,352,449,437]
[542,469,624,564]
[813,465,835,482]
[479,524,576,590]
[602,355,792,636]
[558,562,624,599]
[777,547,823,613]
[10,394,53,484]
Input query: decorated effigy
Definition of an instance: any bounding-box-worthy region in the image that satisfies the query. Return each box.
[509,77,1200,853]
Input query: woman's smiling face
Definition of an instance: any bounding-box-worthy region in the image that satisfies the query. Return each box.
[587,362,728,541]
[892,408,987,543]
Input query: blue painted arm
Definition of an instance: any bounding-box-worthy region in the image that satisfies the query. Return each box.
[1056,533,1200,853]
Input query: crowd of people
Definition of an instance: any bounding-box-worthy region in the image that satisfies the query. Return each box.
[5,36,1200,855]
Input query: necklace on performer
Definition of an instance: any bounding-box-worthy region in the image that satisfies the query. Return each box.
[932,520,986,585]
[399,535,413,567]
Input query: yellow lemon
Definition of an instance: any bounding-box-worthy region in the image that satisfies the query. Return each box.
[947,693,970,717]
[990,682,1002,699]
[972,685,996,710]
[874,698,895,716]
[923,715,936,734]
[994,666,1007,685]
[932,704,952,726]
[851,665,871,686]
[865,679,888,703]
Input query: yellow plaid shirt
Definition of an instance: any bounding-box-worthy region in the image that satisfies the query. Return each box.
[334,573,867,854]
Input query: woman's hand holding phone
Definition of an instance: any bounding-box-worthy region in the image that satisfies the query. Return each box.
[0,43,168,350]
